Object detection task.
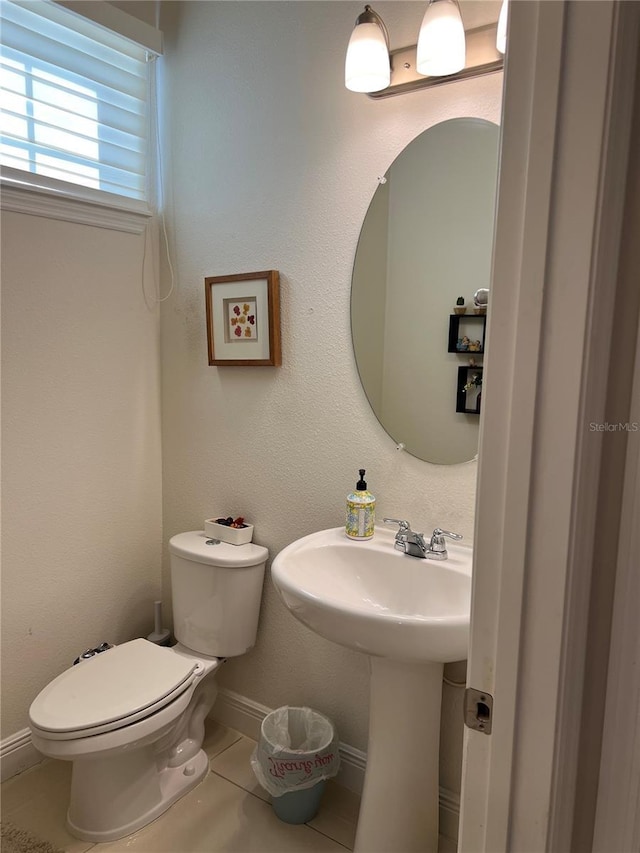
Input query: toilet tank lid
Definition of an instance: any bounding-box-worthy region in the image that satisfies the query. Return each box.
[169,531,269,567]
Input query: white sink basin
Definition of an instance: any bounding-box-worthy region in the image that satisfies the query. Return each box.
[271,525,472,662]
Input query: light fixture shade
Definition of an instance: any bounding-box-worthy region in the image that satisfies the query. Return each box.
[345,20,390,93]
[496,0,508,54]
[416,0,466,77]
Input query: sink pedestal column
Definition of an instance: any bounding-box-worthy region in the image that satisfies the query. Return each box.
[354,657,444,853]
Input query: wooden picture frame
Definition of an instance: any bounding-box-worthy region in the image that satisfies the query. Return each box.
[205,270,281,366]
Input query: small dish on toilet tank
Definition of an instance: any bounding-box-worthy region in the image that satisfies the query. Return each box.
[204,516,254,545]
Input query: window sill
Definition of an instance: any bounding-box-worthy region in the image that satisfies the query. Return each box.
[0,169,152,234]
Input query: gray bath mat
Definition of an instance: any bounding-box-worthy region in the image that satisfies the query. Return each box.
[0,822,64,853]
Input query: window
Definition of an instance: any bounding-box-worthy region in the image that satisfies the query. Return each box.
[0,0,159,203]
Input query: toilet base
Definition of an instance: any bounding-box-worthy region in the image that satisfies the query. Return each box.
[67,747,209,842]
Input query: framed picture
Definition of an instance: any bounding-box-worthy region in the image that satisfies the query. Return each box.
[205,270,281,366]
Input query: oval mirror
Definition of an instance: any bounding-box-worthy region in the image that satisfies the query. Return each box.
[351,117,500,465]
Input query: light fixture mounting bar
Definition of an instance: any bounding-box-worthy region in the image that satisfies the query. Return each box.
[367,23,503,99]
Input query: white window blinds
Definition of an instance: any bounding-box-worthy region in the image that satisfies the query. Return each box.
[0,0,157,201]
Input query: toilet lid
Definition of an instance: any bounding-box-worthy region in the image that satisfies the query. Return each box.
[29,639,199,734]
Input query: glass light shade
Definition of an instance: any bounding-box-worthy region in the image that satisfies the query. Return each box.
[345,22,390,93]
[496,0,508,54]
[416,0,466,77]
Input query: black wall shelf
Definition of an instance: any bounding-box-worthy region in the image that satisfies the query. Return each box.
[456,365,483,414]
[448,314,486,354]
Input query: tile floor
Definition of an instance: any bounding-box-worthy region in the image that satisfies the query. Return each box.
[1,722,457,852]
[1,722,357,853]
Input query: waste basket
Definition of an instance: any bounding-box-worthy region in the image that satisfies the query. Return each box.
[251,706,340,824]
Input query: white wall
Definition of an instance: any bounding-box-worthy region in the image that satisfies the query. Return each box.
[160,0,503,798]
[1,212,163,738]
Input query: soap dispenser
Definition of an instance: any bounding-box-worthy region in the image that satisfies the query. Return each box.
[346,469,375,540]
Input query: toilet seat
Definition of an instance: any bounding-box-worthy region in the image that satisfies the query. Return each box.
[29,639,201,740]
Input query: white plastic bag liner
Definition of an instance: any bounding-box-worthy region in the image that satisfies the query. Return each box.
[251,706,340,796]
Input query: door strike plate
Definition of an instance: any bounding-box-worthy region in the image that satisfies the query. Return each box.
[464,687,494,734]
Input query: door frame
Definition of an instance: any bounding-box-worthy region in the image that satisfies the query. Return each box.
[591,35,640,853]
[458,1,640,850]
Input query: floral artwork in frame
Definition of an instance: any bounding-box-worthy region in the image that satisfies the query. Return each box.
[225,298,258,341]
[205,270,281,366]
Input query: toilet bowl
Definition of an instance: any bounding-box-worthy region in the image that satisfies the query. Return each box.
[28,532,268,843]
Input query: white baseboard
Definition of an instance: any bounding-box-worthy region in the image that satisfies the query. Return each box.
[211,687,460,838]
[211,687,269,742]
[1,728,43,782]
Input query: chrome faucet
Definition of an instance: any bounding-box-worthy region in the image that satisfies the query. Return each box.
[383,519,462,560]
[382,518,427,557]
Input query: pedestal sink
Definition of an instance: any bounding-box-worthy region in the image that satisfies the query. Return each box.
[271,525,472,853]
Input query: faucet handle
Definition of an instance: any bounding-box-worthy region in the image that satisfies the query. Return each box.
[429,528,463,555]
[432,528,463,541]
[426,528,463,560]
[383,518,411,533]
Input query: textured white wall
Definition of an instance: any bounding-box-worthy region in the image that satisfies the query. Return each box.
[1,212,163,738]
[160,0,502,797]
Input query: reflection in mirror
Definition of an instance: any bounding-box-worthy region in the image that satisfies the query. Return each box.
[351,118,500,464]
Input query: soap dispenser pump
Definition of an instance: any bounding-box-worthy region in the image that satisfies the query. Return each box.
[346,469,375,540]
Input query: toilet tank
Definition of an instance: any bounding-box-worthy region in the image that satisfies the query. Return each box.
[169,531,269,658]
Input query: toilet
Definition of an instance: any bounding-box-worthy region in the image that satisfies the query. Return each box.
[28,531,268,843]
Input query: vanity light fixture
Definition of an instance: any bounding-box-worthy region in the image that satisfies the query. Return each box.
[345,2,504,99]
[416,0,466,77]
[345,5,390,93]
